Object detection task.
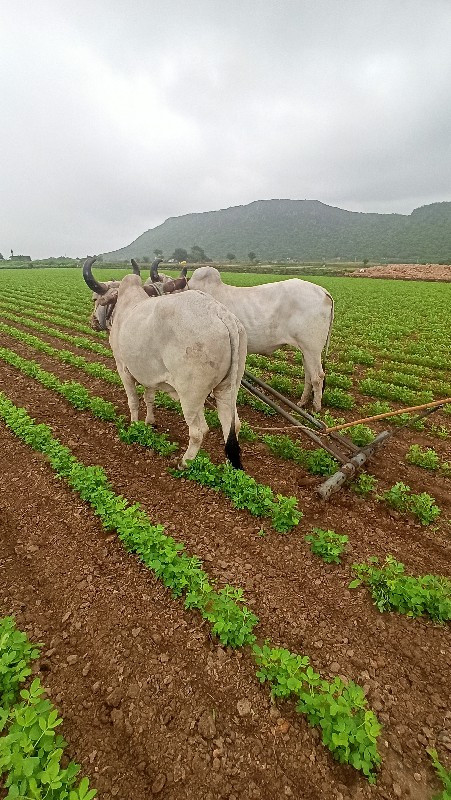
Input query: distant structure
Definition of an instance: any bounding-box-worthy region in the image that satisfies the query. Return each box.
[10,250,31,262]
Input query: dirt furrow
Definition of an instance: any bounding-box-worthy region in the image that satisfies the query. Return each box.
[0,358,450,799]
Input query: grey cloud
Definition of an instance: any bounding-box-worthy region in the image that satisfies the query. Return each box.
[1,0,450,257]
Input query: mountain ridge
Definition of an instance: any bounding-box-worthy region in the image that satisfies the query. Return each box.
[101,199,451,262]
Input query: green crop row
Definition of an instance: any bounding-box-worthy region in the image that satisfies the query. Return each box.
[0,306,112,357]
[0,346,303,531]
[171,452,302,533]
[349,556,451,622]
[0,393,259,647]
[253,643,381,781]
[0,322,123,384]
[0,616,96,800]
[0,391,383,781]
[0,288,96,328]
[359,377,434,406]
[406,445,451,476]
[0,298,102,340]
[382,482,441,525]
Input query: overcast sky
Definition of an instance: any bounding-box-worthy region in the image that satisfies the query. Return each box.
[1,0,451,258]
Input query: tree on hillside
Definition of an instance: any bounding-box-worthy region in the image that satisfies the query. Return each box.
[226,252,236,261]
[190,244,210,262]
[154,248,163,257]
[0,253,4,260]
[142,256,150,263]
[172,247,189,263]
[248,251,257,262]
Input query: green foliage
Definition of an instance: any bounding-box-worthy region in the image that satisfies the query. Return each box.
[0,394,258,649]
[199,586,258,648]
[253,643,381,782]
[351,472,378,496]
[172,452,302,532]
[347,424,375,446]
[361,400,392,416]
[406,444,441,470]
[346,347,375,366]
[238,420,258,442]
[390,412,425,431]
[261,434,338,476]
[359,377,434,406]
[349,556,451,622]
[0,678,97,800]
[0,619,96,800]
[383,482,441,525]
[322,387,355,409]
[0,618,41,710]
[427,748,451,799]
[117,420,178,456]
[305,528,348,563]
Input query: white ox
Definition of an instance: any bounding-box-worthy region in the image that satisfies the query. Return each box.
[82,258,247,468]
[187,267,334,411]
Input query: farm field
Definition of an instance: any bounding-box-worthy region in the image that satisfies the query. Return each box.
[0,267,450,800]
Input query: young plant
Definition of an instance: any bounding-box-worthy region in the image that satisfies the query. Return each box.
[351,472,378,497]
[0,677,97,799]
[0,617,41,709]
[322,387,355,410]
[253,643,382,782]
[305,528,348,564]
[427,748,451,799]
[382,482,441,525]
[348,424,375,446]
[349,556,451,622]
[406,445,440,470]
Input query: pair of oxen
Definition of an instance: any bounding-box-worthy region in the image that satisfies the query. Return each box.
[82,257,334,469]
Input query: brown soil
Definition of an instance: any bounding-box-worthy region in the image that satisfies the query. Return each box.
[1,333,451,800]
[348,264,451,281]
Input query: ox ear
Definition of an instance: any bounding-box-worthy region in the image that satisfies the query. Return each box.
[97,289,118,307]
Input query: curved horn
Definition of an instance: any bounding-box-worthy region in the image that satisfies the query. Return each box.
[82,256,107,295]
[131,258,141,276]
[179,266,188,277]
[150,257,163,282]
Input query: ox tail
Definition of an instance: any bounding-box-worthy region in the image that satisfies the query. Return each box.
[225,427,242,469]
[321,293,335,390]
[220,311,245,470]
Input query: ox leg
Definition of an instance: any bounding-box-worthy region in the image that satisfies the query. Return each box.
[116,363,140,422]
[297,354,313,408]
[143,387,156,425]
[179,403,209,467]
[301,349,325,412]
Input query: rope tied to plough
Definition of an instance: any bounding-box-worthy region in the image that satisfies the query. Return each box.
[247,397,451,435]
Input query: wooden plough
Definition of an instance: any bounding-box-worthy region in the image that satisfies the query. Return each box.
[241,371,450,499]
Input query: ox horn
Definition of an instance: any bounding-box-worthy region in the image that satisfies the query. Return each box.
[150,257,163,282]
[179,266,188,277]
[131,258,141,276]
[82,256,108,295]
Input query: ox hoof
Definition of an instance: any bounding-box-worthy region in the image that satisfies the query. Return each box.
[169,456,186,471]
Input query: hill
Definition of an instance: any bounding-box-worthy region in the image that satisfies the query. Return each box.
[101,199,451,262]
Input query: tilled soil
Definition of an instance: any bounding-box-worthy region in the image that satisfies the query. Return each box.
[349,264,451,281]
[1,330,451,800]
